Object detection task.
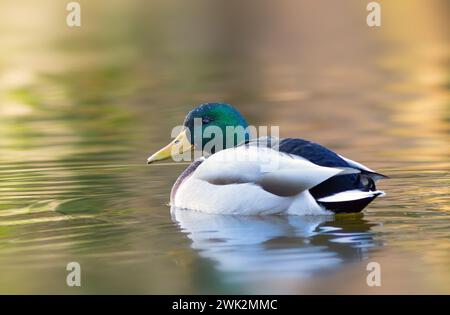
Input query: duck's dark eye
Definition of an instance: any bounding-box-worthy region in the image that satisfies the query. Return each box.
[202,117,211,124]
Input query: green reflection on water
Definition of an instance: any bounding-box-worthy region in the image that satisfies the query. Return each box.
[0,0,449,294]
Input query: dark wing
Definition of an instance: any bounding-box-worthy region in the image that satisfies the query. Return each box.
[276,138,385,200]
[278,138,349,168]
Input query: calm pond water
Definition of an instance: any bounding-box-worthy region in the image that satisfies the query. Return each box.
[0,1,448,294]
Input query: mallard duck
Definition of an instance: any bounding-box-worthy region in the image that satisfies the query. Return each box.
[147,103,387,215]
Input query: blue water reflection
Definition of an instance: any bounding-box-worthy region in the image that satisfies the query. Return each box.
[172,208,380,285]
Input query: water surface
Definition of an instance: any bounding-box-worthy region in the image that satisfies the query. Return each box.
[0,0,448,294]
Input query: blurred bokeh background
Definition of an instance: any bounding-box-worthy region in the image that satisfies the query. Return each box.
[0,0,448,294]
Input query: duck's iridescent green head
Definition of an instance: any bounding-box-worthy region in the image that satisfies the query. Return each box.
[147,103,250,164]
[183,103,250,152]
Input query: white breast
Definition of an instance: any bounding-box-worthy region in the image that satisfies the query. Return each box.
[171,146,340,215]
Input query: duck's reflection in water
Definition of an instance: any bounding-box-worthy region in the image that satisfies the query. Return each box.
[172,207,380,291]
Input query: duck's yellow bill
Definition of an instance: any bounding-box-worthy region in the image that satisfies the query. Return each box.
[147,129,193,164]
